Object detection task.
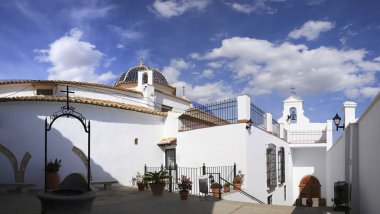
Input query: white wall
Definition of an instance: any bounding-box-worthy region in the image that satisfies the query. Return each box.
[177,123,247,168]
[246,127,292,205]
[326,135,345,206]
[155,91,190,113]
[0,101,166,188]
[356,94,380,214]
[291,147,326,202]
[178,123,293,205]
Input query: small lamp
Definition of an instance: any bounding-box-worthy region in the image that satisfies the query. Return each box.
[246,119,253,130]
[333,113,345,131]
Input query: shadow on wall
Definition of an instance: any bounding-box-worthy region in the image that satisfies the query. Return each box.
[43,120,117,187]
[0,114,117,189]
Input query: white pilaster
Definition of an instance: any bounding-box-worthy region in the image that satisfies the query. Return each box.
[326,120,333,150]
[266,112,273,132]
[237,95,251,122]
[280,123,285,139]
[342,101,357,127]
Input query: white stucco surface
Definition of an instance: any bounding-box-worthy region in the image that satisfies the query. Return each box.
[0,102,166,188]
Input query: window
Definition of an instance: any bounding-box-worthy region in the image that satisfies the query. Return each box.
[161,105,172,112]
[142,73,148,84]
[278,147,285,184]
[267,195,272,204]
[36,89,53,95]
[266,144,277,189]
[289,107,297,123]
[284,185,287,201]
[165,149,176,169]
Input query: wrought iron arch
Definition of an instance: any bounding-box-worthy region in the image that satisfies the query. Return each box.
[44,86,91,192]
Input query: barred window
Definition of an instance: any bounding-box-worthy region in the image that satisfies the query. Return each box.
[266,144,277,189]
[278,147,285,183]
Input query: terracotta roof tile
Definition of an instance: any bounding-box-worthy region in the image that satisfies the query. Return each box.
[0,80,142,95]
[0,96,167,117]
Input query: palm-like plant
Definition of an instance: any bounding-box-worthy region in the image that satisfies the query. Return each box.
[143,171,170,184]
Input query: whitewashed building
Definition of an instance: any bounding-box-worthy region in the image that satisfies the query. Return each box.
[0,60,376,209]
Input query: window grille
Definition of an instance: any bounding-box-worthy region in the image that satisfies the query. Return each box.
[278,147,285,183]
[266,144,277,189]
[165,149,176,169]
[36,89,53,95]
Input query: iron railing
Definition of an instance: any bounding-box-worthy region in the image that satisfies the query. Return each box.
[250,103,267,130]
[144,163,236,196]
[272,119,280,137]
[179,98,237,131]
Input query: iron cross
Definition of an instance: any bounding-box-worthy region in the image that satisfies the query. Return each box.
[61,86,74,109]
[290,86,296,95]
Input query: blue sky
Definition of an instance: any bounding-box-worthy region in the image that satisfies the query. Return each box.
[0,0,379,126]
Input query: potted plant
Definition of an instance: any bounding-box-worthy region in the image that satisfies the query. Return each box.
[132,172,147,191]
[45,159,62,189]
[143,171,170,196]
[233,170,244,190]
[210,182,222,197]
[177,175,192,200]
[223,182,231,193]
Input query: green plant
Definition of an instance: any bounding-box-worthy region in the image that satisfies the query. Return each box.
[210,182,222,189]
[233,170,244,184]
[46,159,61,172]
[223,183,230,187]
[132,172,145,185]
[177,175,192,191]
[143,171,170,185]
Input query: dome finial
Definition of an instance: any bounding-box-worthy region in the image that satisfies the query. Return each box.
[139,58,144,66]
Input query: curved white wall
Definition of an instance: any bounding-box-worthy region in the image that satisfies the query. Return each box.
[0,101,165,188]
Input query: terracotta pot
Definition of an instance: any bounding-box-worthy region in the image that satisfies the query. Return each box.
[137,183,145,191]
[179,190,189,200]
[149,183,165,196]
[212,188,220,197]
[233,183,241,190]
[46,172,60,189]
[224,186,230,193]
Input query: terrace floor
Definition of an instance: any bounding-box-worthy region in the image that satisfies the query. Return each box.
[0,186,334,214]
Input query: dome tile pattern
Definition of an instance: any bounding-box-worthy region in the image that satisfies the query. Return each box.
[114,60,169,86]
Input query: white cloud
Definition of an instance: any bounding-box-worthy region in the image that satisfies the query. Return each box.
[71,2,114,20]
[226,0,285,14]
[190,52,201,59]
[209,32,229,41]
[116,43,125,49]
[104,57,116,68]
[289,20,334,41]
[173,81,235,103]
[150,0,210,18]
[207,61,224,68]
[201,36,380,99]
[35,28,115,84]
[199,69,214,78]
[230,3,256,14]
[135,49,152,61]
[110,25,143,40]
[162,58,235,103]
[162,58,191,83]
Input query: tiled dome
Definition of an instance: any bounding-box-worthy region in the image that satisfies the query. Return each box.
[114,60,169,86]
